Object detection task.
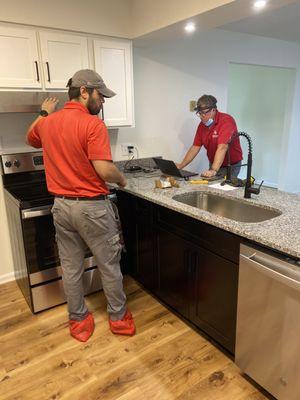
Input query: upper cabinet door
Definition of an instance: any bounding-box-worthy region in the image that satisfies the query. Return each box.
[39,32,89,90]
[93,38,134,127]
[0,26,42,89]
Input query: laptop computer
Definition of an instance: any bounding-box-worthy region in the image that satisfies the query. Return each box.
[152,158,198,179]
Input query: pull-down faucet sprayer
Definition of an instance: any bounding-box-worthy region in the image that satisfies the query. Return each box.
[227,132,263,199]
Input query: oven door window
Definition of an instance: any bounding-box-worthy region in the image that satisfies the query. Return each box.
[22,213,60,274]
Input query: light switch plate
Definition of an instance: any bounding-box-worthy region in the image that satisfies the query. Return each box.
[190,100,197,112]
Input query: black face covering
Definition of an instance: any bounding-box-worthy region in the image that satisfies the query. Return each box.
[87,96,102,115]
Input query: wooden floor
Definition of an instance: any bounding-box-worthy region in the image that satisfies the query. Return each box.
[0,276,272,400]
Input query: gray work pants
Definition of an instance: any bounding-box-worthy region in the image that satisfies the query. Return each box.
[51,197,127,321]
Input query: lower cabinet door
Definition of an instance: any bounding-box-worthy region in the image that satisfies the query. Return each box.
[190,247,238,353]
[156,228,192,319]
[135,217,155,290]
[116,191,136,276]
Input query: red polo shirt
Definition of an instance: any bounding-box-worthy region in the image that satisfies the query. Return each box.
[27,102,112,196]
[193,111,243,167]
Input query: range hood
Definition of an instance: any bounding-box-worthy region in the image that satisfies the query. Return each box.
[0,91,69,113]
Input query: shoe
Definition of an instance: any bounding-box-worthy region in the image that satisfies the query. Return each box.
[109,309,136,336]
[69,312,95,342]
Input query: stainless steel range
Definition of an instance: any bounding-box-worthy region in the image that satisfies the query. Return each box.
[1,151,102,313]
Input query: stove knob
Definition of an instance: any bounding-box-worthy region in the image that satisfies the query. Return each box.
[13,160,21,168]
[5,161,12,168]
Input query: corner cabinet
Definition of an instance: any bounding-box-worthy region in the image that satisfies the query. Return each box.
[117,191,156,290]
[93,38,134,127]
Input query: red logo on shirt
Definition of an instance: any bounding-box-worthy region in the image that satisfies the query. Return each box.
[212,130,218,138]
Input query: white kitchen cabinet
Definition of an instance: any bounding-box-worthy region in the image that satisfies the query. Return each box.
[0,25,89,90]
[0,23,134,127]
[0,26,42,89]
[93,38,134,127]
[39,32,89,90]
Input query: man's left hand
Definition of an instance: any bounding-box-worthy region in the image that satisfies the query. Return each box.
[201,169,217,178]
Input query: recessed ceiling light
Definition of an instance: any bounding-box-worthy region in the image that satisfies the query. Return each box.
[253,0,267,9]
[184,22,196,33]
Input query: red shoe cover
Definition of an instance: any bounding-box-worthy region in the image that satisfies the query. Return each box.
[109,310,136,336]
[69,312,95,342]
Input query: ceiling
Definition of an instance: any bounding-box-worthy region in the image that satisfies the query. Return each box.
[220,1,300,43]
[133,0,299,47]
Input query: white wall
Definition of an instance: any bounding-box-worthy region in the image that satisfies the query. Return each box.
[0,114,36,283]
[120,29,300,186]
[1,0,296,40]
[0,177,14,283]
[0,0,236,39]
[0,0,132,38]
[278,68,300,193]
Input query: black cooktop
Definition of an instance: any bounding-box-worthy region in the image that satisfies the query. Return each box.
[6,182,54,209]
[3,169,54,209]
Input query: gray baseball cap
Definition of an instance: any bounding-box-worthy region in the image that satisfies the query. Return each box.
[67,69,116,98]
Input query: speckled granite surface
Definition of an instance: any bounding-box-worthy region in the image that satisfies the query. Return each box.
[118,171,300,259]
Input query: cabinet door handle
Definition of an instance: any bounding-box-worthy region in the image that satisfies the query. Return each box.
[190,251,198,276]
[184,250,191,275]
[34,61,40,82]
[46,62,51,82]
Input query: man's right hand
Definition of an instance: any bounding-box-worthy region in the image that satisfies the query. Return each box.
[117,176,127,188]
[91,160,127,187]
[41,97,59,114]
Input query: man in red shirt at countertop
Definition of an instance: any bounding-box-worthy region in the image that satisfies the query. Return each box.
[26,69,135,342]
[177,95,243,178]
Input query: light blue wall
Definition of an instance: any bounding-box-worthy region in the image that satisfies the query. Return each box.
[227,63,296,187]
[278,69,300,194]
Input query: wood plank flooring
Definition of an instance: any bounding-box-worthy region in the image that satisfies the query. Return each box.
[0,276,272,400]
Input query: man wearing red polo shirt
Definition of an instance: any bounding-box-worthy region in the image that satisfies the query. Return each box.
[178,95,243,178]
[26,69,135,342]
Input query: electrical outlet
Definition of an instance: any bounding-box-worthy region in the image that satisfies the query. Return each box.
[120,143,135,156]
[190,100,197,112]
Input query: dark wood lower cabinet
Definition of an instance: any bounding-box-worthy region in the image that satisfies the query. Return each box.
[116,191,136,276]
[156,226,238,353]
[134,198,156,290]
[117,191,156,291]
[117,191,240,354]
[156,227,192,319]
[190,247,238,354]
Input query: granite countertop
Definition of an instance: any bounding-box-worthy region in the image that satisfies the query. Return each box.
[119,171,300,259]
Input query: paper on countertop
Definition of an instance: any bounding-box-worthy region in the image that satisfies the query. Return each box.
[209,182,239,191]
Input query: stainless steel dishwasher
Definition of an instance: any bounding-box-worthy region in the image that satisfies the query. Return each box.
[236,243,300,400]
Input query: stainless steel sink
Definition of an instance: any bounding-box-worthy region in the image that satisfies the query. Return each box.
[172,192,281,223]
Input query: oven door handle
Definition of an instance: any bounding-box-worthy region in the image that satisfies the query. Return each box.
[22,206,52,219]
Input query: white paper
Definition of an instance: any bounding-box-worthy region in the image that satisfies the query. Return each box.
[209,182,239,191]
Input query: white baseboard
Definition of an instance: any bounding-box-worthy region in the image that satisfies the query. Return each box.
[0,272,15,285]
